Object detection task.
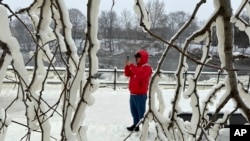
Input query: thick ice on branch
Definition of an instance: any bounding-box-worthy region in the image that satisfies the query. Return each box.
[57,0,79,69]
[89,0,101,75]
[193,32,209,43]
[183,75,195,98]
[0,6,29,84]
[133,0,151,30]
[216,16,226,67]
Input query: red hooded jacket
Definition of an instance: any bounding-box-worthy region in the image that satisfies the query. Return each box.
[124,50,152,94]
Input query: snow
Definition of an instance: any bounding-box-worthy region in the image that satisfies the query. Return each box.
[133,0,151,30]
[0,84,233,141]
[216,15,226,68]
[0,0,248,140]
[0,5,29,85]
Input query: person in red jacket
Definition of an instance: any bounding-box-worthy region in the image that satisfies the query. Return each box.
[124,50,152,132]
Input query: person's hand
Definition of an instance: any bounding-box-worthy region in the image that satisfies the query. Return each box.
[126,60,132,66]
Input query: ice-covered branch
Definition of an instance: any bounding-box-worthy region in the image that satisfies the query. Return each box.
[70,0,100,140]
[0,0,250,140]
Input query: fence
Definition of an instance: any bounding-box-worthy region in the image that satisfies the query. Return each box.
[4,66,250,91]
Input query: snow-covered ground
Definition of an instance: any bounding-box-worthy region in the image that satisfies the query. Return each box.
[0,85,233,141]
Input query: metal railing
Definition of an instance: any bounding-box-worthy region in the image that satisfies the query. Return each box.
[4,66,250,91]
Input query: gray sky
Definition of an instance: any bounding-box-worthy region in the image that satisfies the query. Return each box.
[3,0,241,20]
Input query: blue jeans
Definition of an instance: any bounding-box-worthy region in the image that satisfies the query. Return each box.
[129,94,147,125]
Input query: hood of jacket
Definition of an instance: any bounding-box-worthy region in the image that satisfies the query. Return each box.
[136,50,149,66]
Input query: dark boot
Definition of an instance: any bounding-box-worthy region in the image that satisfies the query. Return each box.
[127,125,139,132]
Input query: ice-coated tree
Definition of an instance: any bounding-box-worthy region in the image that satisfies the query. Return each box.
[0,0,250,141]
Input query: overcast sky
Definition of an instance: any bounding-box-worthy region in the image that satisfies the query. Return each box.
[3,0,241,20]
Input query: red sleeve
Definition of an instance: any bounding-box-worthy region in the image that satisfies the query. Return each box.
[124,64,135,77]
[129,65,152,79]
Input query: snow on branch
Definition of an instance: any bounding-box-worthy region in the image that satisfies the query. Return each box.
[70,0,100,139]
[1,0,250,141]
[134,0,151,30]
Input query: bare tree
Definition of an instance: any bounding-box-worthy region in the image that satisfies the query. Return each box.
[10,14,34,52]
[98,10,119,53]
[120,9,133,30]
[167,11,193,43]
[69,8,86,43]
[146,0,165,29]
[120,9,133,39]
